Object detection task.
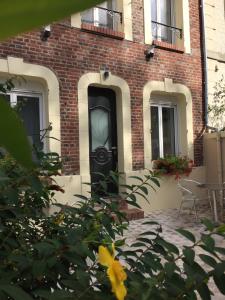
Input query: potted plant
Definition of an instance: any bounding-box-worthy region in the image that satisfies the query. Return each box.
[152,155,194,180]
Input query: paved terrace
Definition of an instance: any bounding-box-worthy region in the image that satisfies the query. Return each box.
[125,208,225,299]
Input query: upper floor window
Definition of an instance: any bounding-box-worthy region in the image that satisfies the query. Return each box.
[151,0,182,45]
[81,0,122,32]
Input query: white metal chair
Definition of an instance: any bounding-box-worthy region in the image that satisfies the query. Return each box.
[177,179,212,221]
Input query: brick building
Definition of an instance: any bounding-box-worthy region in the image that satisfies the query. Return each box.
[0,0,205,211]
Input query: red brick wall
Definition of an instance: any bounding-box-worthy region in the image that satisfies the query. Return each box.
[0,0,204,174]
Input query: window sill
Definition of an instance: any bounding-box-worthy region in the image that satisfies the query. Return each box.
[153,40,184,53]
[81,23,125,40]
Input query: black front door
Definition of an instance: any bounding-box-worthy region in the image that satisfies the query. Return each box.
[88,87,118,194]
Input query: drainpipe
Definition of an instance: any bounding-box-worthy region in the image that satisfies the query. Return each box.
[200,0,208,128]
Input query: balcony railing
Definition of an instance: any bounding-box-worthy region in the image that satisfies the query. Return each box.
[81,6,122,31]
[151,21,182,44]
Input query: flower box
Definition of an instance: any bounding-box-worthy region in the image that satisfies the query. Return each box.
[152,156,194,180]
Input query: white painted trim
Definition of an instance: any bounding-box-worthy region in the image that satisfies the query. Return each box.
[182,0,191,54]
[0,56,61,155]
[77,72,132,188]
[144,0,153,44]
[143,78,194,169]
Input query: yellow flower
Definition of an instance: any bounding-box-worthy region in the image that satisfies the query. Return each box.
[54,212,64,225]
[99,245,127,300]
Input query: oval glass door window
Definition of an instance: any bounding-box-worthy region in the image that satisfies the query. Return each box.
[91,108,110,151]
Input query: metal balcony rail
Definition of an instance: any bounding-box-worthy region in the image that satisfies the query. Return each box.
[151,20,182,44]
[81,6,122,31]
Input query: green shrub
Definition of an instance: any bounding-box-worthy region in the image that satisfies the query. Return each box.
[0,148,225,300]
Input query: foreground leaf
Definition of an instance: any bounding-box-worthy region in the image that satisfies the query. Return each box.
[0,0,102,41]
[176,229,196,243]
[0,96,33,169]
[0,285,34,300]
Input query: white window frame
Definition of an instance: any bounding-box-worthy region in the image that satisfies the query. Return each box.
[6,90,45,149]
[151,102,178,158]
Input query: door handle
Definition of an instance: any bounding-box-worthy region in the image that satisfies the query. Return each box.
[111,147,117,150]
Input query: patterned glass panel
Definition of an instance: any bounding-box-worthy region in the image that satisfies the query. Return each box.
[91,108,110,151]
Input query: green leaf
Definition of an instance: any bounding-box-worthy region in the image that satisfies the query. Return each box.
[140,231,157,236]
[197,283,211,300]
[176,228,196,243]
[156,238,180,255]
[184,261,207,280]
[143,221,159,226]
[0,285,34,300]
[183,248,195,265]
[216,224,225,234]
[120,184,134,191]
[32,260,46,278]
[165,262,176,278]
[125,200,141,208]
[215,247,225,255]
[139,186,148,195]
[115,239,126,247]
[201,219,215,232]
[199,254,217,268]
[129,176,144,183]
[49,290,75,299]
[74,194,88,201]
[202,235,215,251]
[213,274,225,295]
[0,96,33,169]
[149,177,160,187]
[0,0,103,41]
[214,262,225,277]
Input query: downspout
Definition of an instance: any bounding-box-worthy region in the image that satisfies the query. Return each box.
[200,0,208,129]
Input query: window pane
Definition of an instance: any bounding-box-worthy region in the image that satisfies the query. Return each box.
[97,1,115,29]
[98,2,109,28]
[160,0,172,25]
[160,0,172,42]
[81,8,94,24]
[91,108,110,151]
[151,106,160,160]
[162,107,175,156]
[82,1,116,29]
[151,0,157,39]
[17,96,41,147]
[151,0,157,21]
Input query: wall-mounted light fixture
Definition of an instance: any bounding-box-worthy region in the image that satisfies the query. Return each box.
[41,25,51,41]
[144,45,155,61]
[100,65,110,80]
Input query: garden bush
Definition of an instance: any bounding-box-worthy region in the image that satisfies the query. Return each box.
[0,145,225,300]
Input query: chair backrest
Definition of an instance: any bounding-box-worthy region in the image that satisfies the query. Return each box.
[178,179,207,200]
[177,180,194,199]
